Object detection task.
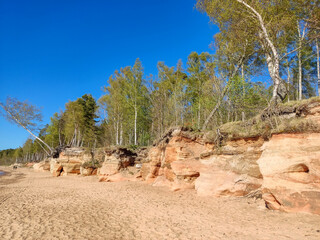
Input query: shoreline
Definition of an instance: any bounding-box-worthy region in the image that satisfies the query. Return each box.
[0,169,9,177]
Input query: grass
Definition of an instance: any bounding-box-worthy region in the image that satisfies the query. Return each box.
[205,97,320,143]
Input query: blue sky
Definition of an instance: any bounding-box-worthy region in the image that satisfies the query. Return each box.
[0,0,218,150]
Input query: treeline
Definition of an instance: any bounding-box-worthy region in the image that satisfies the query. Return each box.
[0,139,46,165]
[0,0,319,165]
[99,55,270,146]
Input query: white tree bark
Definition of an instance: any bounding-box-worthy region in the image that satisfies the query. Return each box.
[134,102,137,145]
[0,103,53,155]
[287,64,291,102]
[236,0,283,102]
[120,122,123,145]
[316,38,320,96]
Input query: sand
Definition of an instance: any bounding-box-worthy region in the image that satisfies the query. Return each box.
[0,167,320,240]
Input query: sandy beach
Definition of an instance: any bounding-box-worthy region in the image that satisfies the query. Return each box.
[0,167,319,240]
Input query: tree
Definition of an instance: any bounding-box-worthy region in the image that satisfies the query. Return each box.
[45,112,64,148]
[99,59,151,146]
[196,0,312,102]
[0,97,53,155]
[78,94,98,147]
[62,94,98,148]
[187,52,212,129]
[99,70,128,145]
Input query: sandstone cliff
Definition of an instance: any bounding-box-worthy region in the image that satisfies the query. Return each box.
[47,99,320,215]
[138,100,320,215]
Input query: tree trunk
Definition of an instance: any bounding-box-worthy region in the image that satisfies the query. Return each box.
[115,117,119,145]
[134,103,137,145]
[298,22,303,100]
[298,48,302,100]
[287,64,291,102]
[198,79,201,129]
[237,0,285,102]
[120,122,123,145]
[0,103,53,155]
[317,38,320,96]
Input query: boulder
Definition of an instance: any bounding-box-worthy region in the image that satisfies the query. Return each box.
[26,162,36,168]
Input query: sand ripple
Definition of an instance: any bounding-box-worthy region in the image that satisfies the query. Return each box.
[0,167,320,240]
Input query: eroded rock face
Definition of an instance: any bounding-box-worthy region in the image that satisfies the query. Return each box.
[258,133,320,215]
[98,147,137,182]
[33,161,50,172]
[80,167,97,176]
[195,137,264,197]
[50,148,90,176]
[142,128,213,191]
[141,128,263,195]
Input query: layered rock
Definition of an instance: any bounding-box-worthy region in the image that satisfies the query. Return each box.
[98,147,137,182]
[140,128,264,195]
[142,128,213,191]
[50,148,91,177]
[80,167,97,176]
[138,102,320,215]
[33,161,50,172]
[195,137,263,197]
[258,133,320,215]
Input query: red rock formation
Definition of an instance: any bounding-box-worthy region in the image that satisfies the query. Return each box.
[258,133,320,215]
[195,137,264,197]
[142,128,212,191]
[50,148,91,176]
[141,128,263,195]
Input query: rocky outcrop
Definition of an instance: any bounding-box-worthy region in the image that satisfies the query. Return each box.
[98,147,137,182]
[142,128,212,191]
[43,100,320,215]
[33,161,50,172]
[141,128,263,195]
[258,133,320,215]
[50,148,91,177]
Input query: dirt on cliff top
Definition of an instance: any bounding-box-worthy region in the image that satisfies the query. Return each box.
[216,97,320,141]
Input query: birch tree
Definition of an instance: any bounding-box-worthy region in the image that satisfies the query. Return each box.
[0,97,53,155]
[196,0,306,103]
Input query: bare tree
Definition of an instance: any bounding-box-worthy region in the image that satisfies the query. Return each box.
[0,97,53,155]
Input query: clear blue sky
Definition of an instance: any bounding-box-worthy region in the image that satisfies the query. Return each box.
[0,0,218,150]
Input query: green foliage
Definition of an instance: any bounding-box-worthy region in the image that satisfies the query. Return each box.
[99,58,151,146]
[0,97,43,131]
[197,0,317,102]
[0,148,16,165]
[44,113,61,148]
